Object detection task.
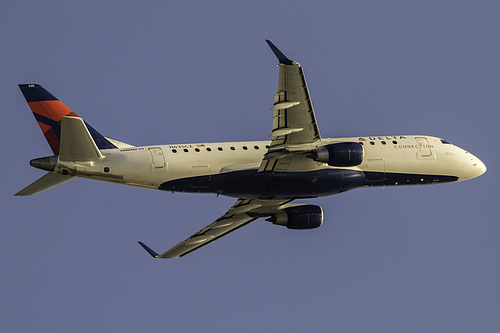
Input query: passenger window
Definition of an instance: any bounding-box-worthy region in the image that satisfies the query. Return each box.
[370,142,375,145]
[195,148,200,152]
[243,146,248,150]
[206,148,212,152]
[254,146,260,150]
[183,148,189,152]
[218,147,223,151]
[381,141,386,145]
[392,141,397,144]
[230,147,235,151]
[172,149,178,153]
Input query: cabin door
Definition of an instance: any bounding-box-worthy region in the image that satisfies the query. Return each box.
[415,137,433,158]
[149,147,166,169]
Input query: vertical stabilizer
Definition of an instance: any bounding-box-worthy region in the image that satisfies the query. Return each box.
[18,84,116,154]
[59,116,104,161]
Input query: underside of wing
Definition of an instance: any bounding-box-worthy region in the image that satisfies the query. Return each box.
[260,40,321,172]
[138,198,291,259]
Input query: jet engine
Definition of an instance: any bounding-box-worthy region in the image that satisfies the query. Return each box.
[308,142,364,167]
[266,204,323,230]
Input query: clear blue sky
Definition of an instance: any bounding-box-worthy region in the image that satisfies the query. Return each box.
[2,1,499,332]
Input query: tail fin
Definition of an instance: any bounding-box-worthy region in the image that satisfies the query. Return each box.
[19,84,117,154]
[59,116,104,161]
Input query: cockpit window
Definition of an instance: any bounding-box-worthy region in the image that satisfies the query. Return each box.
[441,139,451,144]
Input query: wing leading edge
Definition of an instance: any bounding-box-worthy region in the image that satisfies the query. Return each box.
[138,198,291,258]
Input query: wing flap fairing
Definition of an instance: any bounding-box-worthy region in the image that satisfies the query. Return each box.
[271,101,300,110]
[270,127,304,138]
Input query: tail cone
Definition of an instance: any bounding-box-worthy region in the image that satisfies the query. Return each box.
[30,156,57,172]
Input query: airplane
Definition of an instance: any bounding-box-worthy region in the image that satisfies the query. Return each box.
[16,40,486,259]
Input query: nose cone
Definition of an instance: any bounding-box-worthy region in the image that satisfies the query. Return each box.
[460,151,486,181]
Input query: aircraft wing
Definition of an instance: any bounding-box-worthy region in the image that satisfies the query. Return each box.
[138,198,291,258]
[260,40,321,172]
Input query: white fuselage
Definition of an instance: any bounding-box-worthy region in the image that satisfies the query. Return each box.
[55,135,485,199]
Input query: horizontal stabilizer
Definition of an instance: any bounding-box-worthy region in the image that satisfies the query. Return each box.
[15,172,74,196]
[59,116,104,162]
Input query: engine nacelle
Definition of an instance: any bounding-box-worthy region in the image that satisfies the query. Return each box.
[309,142,364,167]
[266,204,323,230]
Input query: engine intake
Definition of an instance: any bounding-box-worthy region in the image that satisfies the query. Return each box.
[266,204,323,230]
[309,142,364,167]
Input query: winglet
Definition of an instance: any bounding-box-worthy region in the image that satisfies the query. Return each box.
[138,241,160,258]
[266,40,294,65]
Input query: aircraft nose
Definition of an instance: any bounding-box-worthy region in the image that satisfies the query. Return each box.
[460,151,486,181]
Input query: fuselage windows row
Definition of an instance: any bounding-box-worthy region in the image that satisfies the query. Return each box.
[368,141,398,146]
[170,145,268,153]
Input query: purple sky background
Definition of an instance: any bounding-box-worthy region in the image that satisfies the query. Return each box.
[1,1,499,332]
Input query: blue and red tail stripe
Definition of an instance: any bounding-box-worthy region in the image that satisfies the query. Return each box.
[19,84,116,155]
